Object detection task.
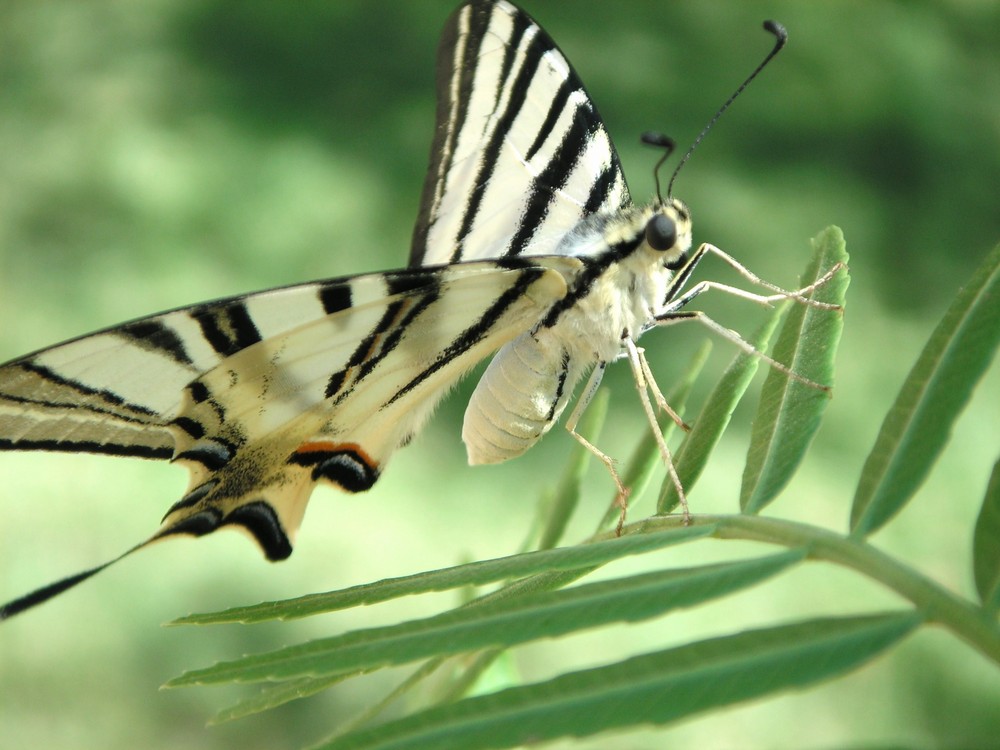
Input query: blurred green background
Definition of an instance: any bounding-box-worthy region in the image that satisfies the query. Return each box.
[1,1,998,748]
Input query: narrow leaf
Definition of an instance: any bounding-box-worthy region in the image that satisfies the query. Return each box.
[338,658,450,738]
[973,458,1000,612]
[172,526,713,625]
[852,243,1000,536]
[317,612,921,750]
[212,673,350,724]
[658,308,783,513]
[741,227,850,513]
[166,550,804,687]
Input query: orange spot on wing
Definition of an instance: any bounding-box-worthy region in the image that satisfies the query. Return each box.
[294,441,378,470]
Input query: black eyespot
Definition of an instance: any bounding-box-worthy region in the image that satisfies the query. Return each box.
[645,214,677,251]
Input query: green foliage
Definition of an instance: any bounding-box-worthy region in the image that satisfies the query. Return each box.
[172,526,714,625]
[974,460,1000,613]
[169,551,807,689]
[657,304,781,514]
[741,227,849,513]
[165,233,1000,748]
[851,242,1000,536]
[311,614,921,750]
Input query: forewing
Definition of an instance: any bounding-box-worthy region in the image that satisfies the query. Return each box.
[410,0,631,266]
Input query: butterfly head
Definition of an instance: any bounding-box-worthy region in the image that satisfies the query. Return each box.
[642,198,692,271]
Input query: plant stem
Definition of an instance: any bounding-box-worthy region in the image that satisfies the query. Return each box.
[620,514,1000,665]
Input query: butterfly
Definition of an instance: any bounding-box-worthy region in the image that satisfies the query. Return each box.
[0,1,811,619]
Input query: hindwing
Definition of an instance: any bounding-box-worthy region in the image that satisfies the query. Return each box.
[0,261,572,564]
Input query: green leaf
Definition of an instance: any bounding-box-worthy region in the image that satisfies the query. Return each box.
[212,674,350,724]
[658,308,783,513]
[741,227,850,513]
[171,526,713,625]
[166,549,804,687]
[316,612,921,750]
[973,458,1000,612]
[341,658,453,737]
[852,242,1000,537]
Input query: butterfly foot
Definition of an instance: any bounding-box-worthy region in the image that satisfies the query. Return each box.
[613,484,632,537]
[679,498,692,526]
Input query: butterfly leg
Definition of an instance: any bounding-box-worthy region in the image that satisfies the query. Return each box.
[693,243,844,311]
[655,307,829,390]
[661,242,843,320]
[652,252,845,391]
[623,336,690,523]
[633,341,690,433]
[564,362,631,534]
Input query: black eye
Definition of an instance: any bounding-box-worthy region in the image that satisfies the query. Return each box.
[645,214,676,251]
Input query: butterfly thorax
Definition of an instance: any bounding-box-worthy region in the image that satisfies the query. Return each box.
[544,198,693,361]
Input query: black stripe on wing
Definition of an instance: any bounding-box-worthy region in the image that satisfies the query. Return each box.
[120,320,194,365]
[159,500,292,561]
[0,359,177,457]
[16,360,159,416]
[448,8,536,259]
[325,273,442,400]
[0,276,376,461]
[0,371,161,426]
[388,261,549,405]
[193,301,262,356]
[0,436,172,459]
[505,98,605,255]
[319,283,353,315]
[410,1,493,264]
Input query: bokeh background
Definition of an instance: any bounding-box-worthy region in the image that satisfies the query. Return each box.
[1,1,998,748]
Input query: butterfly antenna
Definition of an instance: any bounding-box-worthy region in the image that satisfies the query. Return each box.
[666,20,788,199]
[641,132,676,205]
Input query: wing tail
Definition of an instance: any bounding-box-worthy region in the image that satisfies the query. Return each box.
[0,540,149,621]
[0,472,315,620]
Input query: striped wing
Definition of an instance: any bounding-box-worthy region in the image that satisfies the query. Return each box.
[0,261,571,566]
[410,0,631,266]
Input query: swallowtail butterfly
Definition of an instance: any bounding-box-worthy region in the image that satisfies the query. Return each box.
[0,1,825,619]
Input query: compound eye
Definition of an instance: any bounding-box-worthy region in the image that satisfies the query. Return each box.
[645,214,677,251]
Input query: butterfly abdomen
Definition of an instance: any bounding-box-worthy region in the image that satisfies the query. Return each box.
[463,331,580,464]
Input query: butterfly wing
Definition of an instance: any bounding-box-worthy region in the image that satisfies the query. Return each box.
[1,0,628,618]
[0,261,574,564]
[410,0,631,266]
